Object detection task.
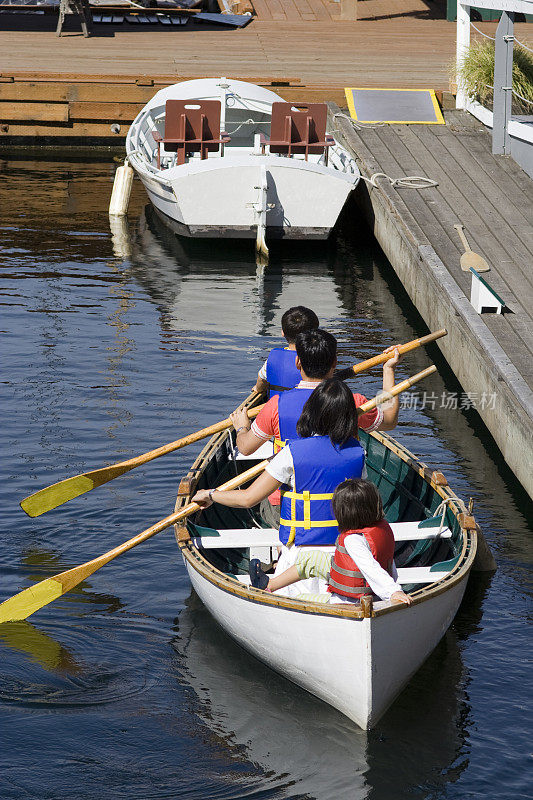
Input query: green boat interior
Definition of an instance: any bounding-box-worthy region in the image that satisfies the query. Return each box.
[186,429,463,596]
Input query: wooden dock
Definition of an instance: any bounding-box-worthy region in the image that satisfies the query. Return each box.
[0,2,480,140]
[333,107,533,498]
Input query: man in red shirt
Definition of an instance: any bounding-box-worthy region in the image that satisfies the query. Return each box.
[231,329,401,524]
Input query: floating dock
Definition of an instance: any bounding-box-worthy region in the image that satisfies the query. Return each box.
[332,106,533,499]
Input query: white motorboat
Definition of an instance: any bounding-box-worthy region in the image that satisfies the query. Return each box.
[174,391,482,730]
[125,77,360,244]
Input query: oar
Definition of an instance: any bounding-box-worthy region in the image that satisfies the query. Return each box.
[20,331,445,519]
[335,329,446,381]
[356,364,436,415]
[20,402,266,518]
[1,460,269,624]
[1,365,436,624]
[454,224,490,273]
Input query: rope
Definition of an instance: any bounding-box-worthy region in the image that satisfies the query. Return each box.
[332,113,438,190]
[470,21,495,40]
[224,118,256,133]
[332,111,387,130]
[515,37,533,54]
[511,88,533,107]
[361,172,439,189]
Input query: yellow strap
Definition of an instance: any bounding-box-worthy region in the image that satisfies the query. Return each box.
[281,490,334,501]
[288,492,296,546]
[274,437,286,453]
[303,490,311,530]
[280,518,339,528]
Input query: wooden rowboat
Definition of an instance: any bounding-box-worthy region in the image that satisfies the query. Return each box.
[174,392,478,730]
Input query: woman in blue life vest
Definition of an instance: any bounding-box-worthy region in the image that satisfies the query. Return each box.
[254,306,319,398]
[193,379,366,593]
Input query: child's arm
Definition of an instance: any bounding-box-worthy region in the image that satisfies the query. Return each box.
[377,346,401,431]
[254,359,269,393]
[343,534,412,605]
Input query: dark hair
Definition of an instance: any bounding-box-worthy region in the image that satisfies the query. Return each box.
[295,329,337,379]
[332,479,384,532]
[296,378,358,445]
[281,306,319,343]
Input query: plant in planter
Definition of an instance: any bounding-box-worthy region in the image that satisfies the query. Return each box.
[454,38,533,114]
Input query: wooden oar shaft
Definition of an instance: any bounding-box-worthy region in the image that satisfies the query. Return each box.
[20,401,265,517]
[350,329,446,377]
[357,365,436,414]
[75,458,270,569]
[107,403,265,470]
[1,460,269,623]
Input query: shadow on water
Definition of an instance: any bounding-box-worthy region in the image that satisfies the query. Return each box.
[171,570,493,800]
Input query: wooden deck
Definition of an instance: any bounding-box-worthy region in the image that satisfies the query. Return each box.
[0,8,500,95]
[345,110,533,390]
[333,107,533,495]
[1,6,531,139]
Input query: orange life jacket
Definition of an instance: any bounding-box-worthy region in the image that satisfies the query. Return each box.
[327,520,395,599]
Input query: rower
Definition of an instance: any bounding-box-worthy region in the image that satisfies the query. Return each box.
[254,306,319,399]
[231,329,401,525]
[194,379,367,597]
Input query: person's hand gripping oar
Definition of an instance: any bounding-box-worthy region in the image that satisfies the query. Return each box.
[1,364,437,624]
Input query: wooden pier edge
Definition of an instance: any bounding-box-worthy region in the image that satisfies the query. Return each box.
[328,103,533,500]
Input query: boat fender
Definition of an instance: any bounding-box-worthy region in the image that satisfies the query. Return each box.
[109,158,134,217]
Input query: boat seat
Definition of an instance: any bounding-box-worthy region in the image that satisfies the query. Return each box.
[260,102,335,164]
[152,99,231,168]
[396,567,452,584]
[389,521,452,542]
[234,441,275,460]
[234,567,452,587]
[192,521,452,551]
[192,528,280,549]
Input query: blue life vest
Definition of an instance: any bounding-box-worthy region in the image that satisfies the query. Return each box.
[275,386,314,451]
[279,435,365,547]
[265,348,301,399]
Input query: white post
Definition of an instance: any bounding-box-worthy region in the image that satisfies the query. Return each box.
[492,11,514,154]
[456,2,471,110]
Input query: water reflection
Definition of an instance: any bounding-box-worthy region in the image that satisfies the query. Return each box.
[171,581,492,800]
[0,621,80,674]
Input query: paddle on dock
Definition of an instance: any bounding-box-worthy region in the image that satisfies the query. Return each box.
[2,364,437,624]
[20,331,446,518]
[454,224,490,273]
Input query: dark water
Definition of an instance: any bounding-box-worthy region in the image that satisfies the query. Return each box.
[0,158,531,800]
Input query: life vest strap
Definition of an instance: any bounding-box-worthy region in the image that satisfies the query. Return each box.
[279,518,339,527]
[273,437,286,453]
[328,575,373,596]
[281,490,334,501]
[268,383,292,393]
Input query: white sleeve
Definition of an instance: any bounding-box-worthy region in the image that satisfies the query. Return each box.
[258,359,268,380]
[343,534,402,600]
[265,446,294,486]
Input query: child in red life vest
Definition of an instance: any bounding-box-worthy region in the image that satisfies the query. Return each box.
[250,478,412,606]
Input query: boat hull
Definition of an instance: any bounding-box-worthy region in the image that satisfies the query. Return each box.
[135,156,357,240]
[184,554,469,729]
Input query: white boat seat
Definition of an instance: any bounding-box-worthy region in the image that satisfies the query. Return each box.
[390,521,452,541]
[192,521,451,550]
[397,567,452,584]
[192,528,280,549]
[234,441,275,460]
[234,567,452,587]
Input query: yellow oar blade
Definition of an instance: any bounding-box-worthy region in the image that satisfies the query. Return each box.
[20,463,133,517]
[0,577,64,623]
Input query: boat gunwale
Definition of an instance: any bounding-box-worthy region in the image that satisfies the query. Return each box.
[174,392,477,621]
